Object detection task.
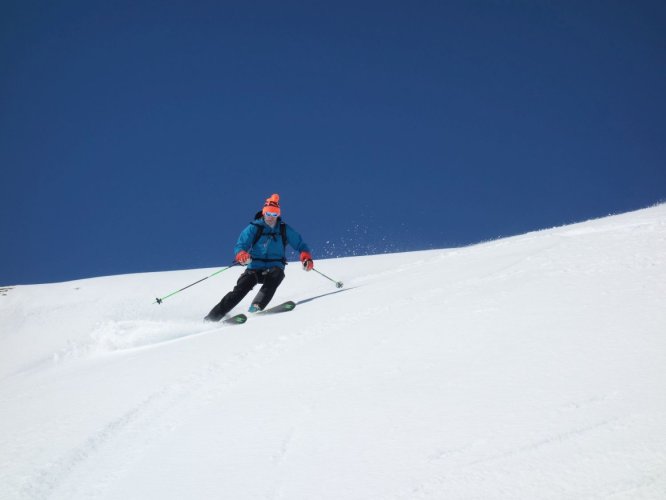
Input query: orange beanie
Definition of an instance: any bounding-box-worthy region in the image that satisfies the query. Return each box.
[262,193,281,215]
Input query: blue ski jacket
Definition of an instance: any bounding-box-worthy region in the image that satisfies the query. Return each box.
[234,218,311,270]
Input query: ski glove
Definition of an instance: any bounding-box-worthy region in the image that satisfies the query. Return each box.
[300,251,314,271]
[236,250,251,266]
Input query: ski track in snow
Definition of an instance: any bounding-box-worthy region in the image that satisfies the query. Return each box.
[8,284,400,496]
[15,296,404,499]
[401,416,666,500]
[18,357,246,498]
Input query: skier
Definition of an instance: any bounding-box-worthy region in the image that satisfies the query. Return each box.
[204,194,314,321]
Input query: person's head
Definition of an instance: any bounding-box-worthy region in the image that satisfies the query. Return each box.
[262,193,280,227]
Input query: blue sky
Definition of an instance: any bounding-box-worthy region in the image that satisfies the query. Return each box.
[2,1,665,285]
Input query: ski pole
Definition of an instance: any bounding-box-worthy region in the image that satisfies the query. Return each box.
[154,262,239,304]
[312,267,343,288]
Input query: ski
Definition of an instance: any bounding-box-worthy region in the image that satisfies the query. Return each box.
[223,313,248,325]
[209,302,294,325]
[256,300,296,315]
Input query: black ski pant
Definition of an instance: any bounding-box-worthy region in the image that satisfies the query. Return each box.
[206,267,285,321]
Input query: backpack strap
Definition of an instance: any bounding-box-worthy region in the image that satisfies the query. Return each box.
[250,222,265,248]
[280,221,288,248]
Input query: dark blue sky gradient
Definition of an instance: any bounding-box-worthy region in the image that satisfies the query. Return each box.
[2,1,665,284]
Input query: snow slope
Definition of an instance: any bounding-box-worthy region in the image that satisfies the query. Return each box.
[1,205,666,500]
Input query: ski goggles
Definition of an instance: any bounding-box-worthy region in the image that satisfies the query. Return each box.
[264,211,279,217]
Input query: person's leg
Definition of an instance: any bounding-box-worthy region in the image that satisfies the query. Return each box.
[204,270,258,321]
[251,267,285,310]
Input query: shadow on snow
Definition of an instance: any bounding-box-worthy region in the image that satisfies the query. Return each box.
[296,287,356,306]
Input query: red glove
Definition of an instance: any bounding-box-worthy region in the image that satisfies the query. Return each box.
[300,251,314,271]
[236,250,251,265]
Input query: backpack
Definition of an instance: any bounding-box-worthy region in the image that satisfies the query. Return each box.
[250,211,288,263]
